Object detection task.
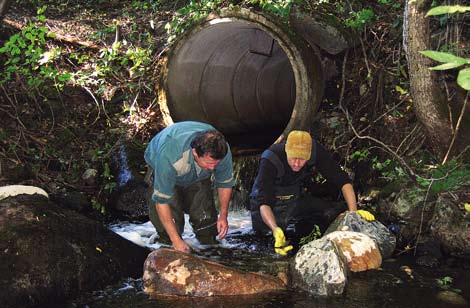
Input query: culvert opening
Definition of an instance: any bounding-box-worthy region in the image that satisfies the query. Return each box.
[158,8,324,154]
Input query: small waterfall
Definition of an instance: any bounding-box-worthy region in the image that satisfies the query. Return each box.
[230,155,260,210]
[115,145,132,187]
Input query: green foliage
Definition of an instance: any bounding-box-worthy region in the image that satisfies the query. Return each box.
[423,162,470,193]
[372,157,391,172]
[93,145,117,194]
[299,225,321,246]
[457,68,470,90]
[247,0,299,18]
[373,157,406,182]
[130,0,162,11]
[436,275,453,287]
[165,0,222,43]
[420,50,470,70]
[73,41,153,93]
[426,5,470,16]
[102,162,117,193]
[377,0,401,9]
[0,6,72,91]
[422,6,470,90]
[90,25,116,41]
[1,5,154,100]
[91,198,106,215]
[305,0,401,31]
[345,8,376,29]
[350,149,370,162]
[165,0,298,43]
[351,150,408,183]
[436,275,462,293]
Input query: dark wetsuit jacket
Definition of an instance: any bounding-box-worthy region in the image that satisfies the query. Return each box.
[250,140,352,212]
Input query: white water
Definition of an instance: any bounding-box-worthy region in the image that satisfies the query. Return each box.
[109,209,253,250]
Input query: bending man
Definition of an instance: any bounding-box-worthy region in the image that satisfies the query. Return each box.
[145,121,235,252]
[249,130,374,256]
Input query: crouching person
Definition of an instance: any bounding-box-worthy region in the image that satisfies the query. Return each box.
[144,121,235,252]
[249,130,374,256]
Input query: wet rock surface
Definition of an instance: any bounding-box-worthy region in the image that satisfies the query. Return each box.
[324,231,382,272]
[0,194,149,308]
[325,211,396,258]
[109,179,149,222]
[143,248,286,297]
[291,237,348,296]
[430,185,470,256]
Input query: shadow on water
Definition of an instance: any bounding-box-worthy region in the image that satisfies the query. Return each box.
[66,228,470,308]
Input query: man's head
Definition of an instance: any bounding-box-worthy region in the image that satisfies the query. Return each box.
[191,130,228,170]
[285,130,312,172]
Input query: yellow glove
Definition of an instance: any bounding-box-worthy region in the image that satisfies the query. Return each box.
[356,209,375,221]
[274,227,293,256]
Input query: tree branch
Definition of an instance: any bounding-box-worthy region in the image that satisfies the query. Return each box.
[338,49,419,180]
[442,91,469,164]
[2,17,100,50]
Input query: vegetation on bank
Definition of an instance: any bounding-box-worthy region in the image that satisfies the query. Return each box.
[0,0,468,223]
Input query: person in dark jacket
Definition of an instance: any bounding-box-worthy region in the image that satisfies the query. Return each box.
[249,130,374,255]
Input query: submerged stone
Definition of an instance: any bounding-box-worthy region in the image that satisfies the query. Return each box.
[291,237,348,296]
[143,248,286,297]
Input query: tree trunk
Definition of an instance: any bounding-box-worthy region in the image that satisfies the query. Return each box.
[403,0,453,160]
[0,0,12,18]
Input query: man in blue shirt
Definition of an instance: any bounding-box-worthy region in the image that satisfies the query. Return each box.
[144,121,235,252]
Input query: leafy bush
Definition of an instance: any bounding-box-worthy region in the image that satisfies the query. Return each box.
[345,8,376,29]
[165,0,299,43]
[165,0,222,43]
[427,162,470,193]
[247,0,299,18]
[421,5,470,90]
[0,6,72,91]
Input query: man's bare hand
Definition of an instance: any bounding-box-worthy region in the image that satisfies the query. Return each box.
[217,216,229,239]
[173,239,191,253]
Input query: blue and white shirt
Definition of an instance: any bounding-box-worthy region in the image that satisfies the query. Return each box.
[144,121,235,204]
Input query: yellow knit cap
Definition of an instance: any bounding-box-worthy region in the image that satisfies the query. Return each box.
[285,130,312,160]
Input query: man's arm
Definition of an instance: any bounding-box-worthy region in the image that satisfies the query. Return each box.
[260,204,278,233]
[216,187,232,239]
[341,183,357,211]
[155,203,190,252]
[341,183,374,220]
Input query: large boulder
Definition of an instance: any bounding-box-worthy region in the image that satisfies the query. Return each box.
[291,237,348,296]
[0,184,48,200]
[324,231,382,272]
[143,248,286,297]
[377,186,436,246]
[325,211,396,258]
[0,193,149,308]
[109,179,149,222]
[430,186,470,256]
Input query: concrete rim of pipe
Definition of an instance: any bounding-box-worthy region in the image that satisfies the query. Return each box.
[156,7,324,147]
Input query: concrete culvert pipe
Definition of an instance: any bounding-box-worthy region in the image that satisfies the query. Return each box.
[158,8,324,153]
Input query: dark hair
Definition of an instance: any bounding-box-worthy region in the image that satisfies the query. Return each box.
[190,130,228,159]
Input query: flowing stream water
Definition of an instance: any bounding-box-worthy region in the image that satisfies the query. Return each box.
[65,209,470,308]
